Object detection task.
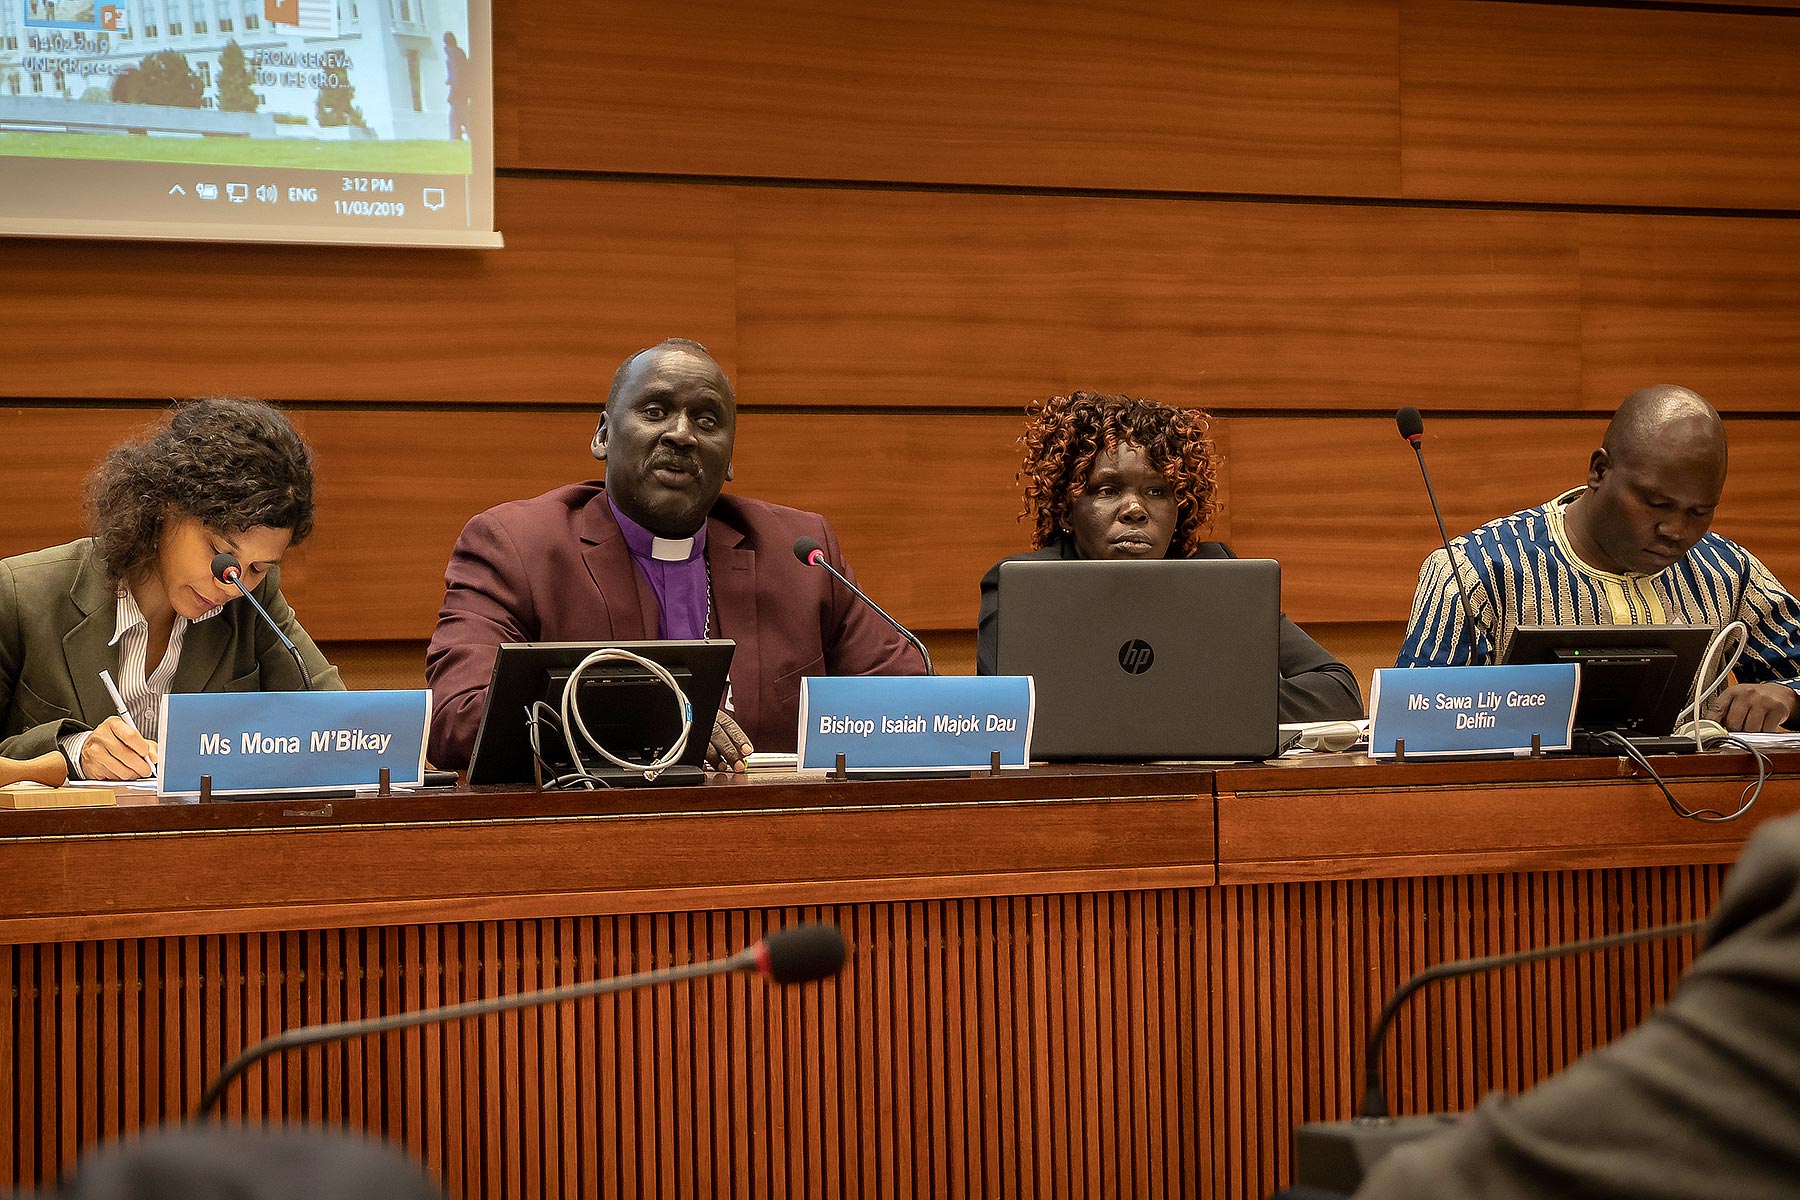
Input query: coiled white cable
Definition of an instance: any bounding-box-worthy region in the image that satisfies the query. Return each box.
[1685,621,1749,749]
[559,648,694,782]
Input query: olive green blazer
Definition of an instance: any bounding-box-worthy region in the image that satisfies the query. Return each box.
[0,539,342,761]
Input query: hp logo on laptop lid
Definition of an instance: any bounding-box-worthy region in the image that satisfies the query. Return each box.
[1118,639,1155,674]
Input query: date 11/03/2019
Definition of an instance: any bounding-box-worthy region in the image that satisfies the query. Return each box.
[334,199,406,218]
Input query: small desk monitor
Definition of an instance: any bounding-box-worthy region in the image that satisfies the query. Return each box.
[1501,624,1715,739]
[996,558,1281,761]
[466,640,734,786]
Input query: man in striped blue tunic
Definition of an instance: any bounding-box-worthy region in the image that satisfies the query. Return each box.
[1396,386,1800,732]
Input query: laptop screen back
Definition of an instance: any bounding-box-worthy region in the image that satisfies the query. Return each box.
[995,558,1281,760]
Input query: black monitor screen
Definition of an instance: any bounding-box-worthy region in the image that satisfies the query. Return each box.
[1502,624,1715,737]
[467,640,734,787]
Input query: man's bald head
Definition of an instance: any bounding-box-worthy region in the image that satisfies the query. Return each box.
[1601,385,1727,478]
[1567,385,1729,576]
[606,339,735,413]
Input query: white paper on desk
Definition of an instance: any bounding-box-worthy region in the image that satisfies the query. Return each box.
[744,752,800,770]
[1279,719,1371,755]
[1728,731,1800,751]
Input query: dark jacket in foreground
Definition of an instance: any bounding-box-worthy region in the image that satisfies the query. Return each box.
[56,1126,444,1200]
[975,538,1363,723]
[1355,809,1800,1200]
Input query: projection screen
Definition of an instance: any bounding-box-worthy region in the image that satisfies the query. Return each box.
[0,0,499,247]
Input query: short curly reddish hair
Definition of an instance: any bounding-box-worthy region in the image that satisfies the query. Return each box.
[1017,392,1220,555]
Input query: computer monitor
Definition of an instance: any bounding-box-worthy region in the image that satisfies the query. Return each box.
[466,640,734,787]
[1501,624,1715,739]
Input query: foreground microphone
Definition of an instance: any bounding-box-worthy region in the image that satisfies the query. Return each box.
[793,536,934,674]
[1294,918,1705,1192]
[197,921,847,1116]
[1395,407,1489,660]
[211,552,313,690]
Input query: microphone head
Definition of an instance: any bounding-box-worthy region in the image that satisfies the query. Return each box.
[792,536,825,567]
[754,923,847,985]
[210,552,242,585]
[1396,406,1425,444]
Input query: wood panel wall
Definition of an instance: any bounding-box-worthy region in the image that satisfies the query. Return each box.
[0,870,1721,1199]
[5,0,1800,657]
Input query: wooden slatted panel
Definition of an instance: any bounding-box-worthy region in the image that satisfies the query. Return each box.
[0,870,1723,1197]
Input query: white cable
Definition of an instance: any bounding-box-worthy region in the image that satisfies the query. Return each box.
[1686,621,1749,750]
[559,648,694,782]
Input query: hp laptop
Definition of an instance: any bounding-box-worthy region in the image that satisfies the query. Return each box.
[996,558,1282,760]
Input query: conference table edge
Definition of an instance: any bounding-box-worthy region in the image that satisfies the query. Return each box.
[0,784,1217,944]
[1216,750,1800,883]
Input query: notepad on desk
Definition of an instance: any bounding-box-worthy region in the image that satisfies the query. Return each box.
[0,782,118,809]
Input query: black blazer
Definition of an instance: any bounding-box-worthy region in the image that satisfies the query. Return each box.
[975,538,1363,723]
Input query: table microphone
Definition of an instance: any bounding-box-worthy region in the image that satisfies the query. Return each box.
[211,552,312,690]
[1293,917,1706,1192]
[793,536,934,675]
[196,921,848,1117]
[1395,407,1493,661]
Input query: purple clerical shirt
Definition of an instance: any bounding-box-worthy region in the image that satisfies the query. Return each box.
[608,496,709,640]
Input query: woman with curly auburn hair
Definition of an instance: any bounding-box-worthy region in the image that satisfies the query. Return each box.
[0,398,343,781]
[976,391,1361,722]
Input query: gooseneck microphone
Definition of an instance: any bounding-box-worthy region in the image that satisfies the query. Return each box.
[210,552,313,690]
[1395,407,1491,661]
[1356,918,1705,1120]
[1294,918,1706,1192]
[197,922,847,1117]
[793,536,935,675]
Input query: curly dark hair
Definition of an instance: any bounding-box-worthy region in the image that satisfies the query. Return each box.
[85,398,318,584]
[1018,391,1220,556]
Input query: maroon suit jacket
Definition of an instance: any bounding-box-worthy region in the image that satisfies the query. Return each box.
[425,482,919,766]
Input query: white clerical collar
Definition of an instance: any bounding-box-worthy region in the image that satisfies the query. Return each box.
[650,535,695,562]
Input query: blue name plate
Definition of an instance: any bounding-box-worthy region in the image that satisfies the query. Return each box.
[1368,665,1579,758]
[158,690,431,796]
[798,676,1035,772]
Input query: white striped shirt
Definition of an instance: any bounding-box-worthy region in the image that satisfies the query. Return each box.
[61,586,225,777]
[1396,487,1800,696]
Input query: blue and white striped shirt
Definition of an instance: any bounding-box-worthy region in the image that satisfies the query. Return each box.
[1396,488,1800,694]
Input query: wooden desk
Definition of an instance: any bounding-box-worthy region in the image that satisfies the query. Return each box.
[0,754,1792,1198]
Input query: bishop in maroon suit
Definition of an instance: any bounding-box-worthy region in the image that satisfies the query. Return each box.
[425,338,918,770]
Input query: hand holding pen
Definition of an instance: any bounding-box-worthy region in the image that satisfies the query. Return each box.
[82,670,160,782]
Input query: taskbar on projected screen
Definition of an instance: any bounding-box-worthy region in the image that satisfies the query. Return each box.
[0,157,494,244]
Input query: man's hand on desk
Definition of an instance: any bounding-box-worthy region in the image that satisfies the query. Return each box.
[705,709,754,773]
[1705,683,1800,733]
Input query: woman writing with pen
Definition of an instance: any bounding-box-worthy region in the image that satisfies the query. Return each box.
[0,398,342,781]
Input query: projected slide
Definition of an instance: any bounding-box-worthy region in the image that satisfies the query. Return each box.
[0,0,498,247]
